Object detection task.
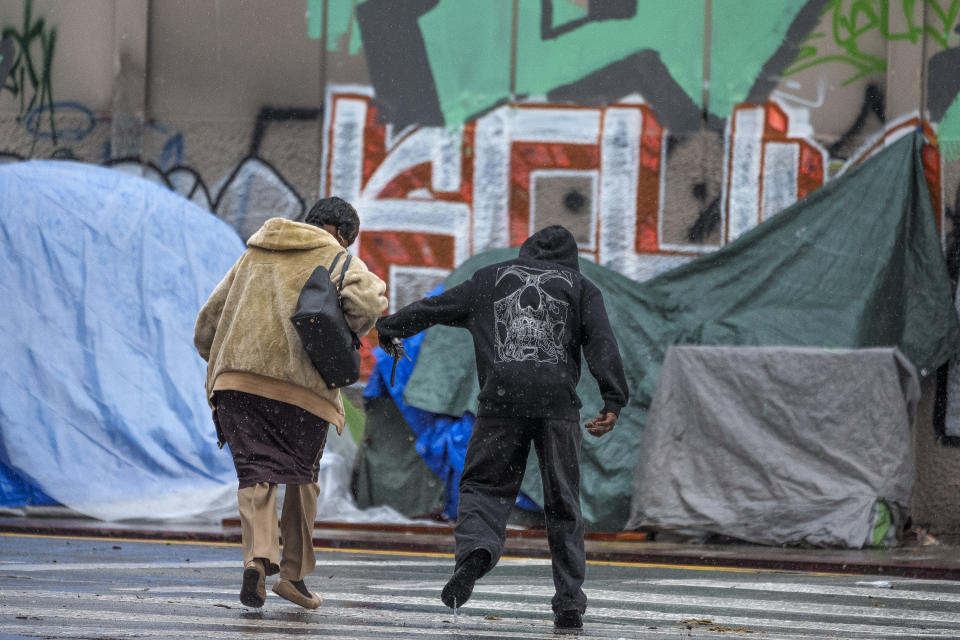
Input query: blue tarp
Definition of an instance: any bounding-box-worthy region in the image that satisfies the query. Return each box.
[0,458,56,507]
[0,161,245,520]
[363,284,538,519]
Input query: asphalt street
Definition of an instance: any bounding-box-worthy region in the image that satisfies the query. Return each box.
[2,533,960,639]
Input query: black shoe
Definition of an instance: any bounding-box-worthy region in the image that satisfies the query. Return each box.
[554,609,583,628]
[441,549,489,609]
[239,559,266,608]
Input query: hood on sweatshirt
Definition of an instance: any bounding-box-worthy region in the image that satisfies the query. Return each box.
[246,217,339,252]
[518,225,580,271]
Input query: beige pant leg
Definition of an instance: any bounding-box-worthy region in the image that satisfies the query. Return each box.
[237,483,281,569]
[279,482,320,580]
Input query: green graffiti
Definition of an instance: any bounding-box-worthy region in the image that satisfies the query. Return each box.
[419,2,512,126]
[939,94,960,161]
[313,0,954,128]
[785,0,960,84]
[515,0,705,109]
[419,0,809,126]
[306,0,323,39]
[552,0,588,25]
[1,0,58,143]
[307,0,364,54]
[709,0,812,117]
[329,0,363,54]
[928,0,960,47]
[419,0,708,125]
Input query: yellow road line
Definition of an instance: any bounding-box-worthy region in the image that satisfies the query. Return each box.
[586,557,844,576]
[0,531,842,575]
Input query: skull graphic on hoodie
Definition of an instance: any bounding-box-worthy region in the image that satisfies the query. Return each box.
[375,224,628,421]
[494,265,574,364]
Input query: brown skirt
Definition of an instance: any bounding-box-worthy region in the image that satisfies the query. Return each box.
[213,390,330,489]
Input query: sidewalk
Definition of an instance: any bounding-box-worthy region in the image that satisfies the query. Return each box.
[2,514,958,580]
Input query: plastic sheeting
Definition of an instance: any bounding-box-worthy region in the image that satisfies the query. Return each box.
[363,283,540,519]
[0,161,245,520]
[311,419,412,524]
[403,132,960,531]
[0,161,407,524]
[627,346,920,548]
[364,297,472,519]
[353,395,447,518]
[0,459,56,507]
[402,249,646,530]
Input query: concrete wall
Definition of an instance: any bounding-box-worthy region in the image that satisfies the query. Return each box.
[3,0,960,535]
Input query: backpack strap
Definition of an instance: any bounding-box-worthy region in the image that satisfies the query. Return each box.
[327,251,353,293]
[328,251,343,275]
[336,253,353,293]
[330,252,360,348]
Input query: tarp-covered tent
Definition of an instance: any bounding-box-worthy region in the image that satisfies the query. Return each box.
[402,132,960,531]
[0,161,404,524]
[360,318,463,519]
[628,346,920,547]
[353,394,447,518]
[360,289,539,520]
[0,161,244,520]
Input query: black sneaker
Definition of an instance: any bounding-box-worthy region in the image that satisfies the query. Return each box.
[554,609,583,628]
[440,549,489,609]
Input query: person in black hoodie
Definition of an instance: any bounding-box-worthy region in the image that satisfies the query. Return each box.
[376,224,628,629]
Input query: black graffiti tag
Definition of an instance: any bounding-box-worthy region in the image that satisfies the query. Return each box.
[0,37,14,89]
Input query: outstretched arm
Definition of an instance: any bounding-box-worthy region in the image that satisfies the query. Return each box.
[376,278,477,348]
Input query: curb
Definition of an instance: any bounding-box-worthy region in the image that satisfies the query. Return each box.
[2,519,958,581]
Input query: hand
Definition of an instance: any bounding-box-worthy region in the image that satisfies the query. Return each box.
[376,327,397,352]
[585,412,617,437]
[381,335,407,360]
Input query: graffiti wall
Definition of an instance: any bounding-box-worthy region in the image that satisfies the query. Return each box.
[3,0,960,530]
[4,1,958,283]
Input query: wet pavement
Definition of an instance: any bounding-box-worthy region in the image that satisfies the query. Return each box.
[3,532,960,638]
[1,513,959,580]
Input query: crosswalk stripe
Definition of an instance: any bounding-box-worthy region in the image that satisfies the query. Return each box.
[0,621,701,640]
[636,578,960,603]
[0,558,454,572]
[4,588,959,637]
[368,582,960,624]
[0,601,767,640]
[0,609,572,640]
[342,590,960,636]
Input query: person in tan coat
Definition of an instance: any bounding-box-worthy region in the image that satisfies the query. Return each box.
[194,197,387,609]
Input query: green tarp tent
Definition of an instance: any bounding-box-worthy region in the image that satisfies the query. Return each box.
[353,395,446,518]
[401,132,960,531]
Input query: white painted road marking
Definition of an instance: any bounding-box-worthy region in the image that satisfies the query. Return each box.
[635,578,960,603]
[3,588,960,638]
[2,544,959,639]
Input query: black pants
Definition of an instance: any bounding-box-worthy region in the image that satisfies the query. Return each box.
[454,416,586,614]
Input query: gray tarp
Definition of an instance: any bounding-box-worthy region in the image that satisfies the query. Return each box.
[626,346,920,548]
[405,133,960,531]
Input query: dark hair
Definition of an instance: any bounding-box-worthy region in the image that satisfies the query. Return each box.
[304,196,360,247]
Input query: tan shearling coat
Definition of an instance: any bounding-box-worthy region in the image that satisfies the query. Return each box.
[194,217,387,433]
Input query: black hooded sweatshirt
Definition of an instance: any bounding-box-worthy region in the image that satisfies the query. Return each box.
[376,225,629,421]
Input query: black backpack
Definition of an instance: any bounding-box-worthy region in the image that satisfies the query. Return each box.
[290,252,362,389]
